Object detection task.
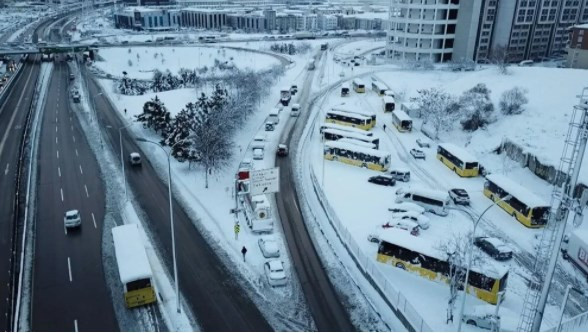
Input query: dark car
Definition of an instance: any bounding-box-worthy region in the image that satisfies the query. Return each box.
[474,237,513,261]
[368,175,396,187]
[276,144,288,157]
[449,188,470,205]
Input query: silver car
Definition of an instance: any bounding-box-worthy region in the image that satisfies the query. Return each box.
[64,210,81,229]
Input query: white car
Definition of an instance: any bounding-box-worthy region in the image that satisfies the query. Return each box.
[390,211,430,230]
[388,202,425,215]
[410,148,426,160]
[462,306,501,331]
[129,152,141,166]
[416,138,431,148]
[253,148,264,160]
[64,210,81,229]
[258,237,280,258]
[449,188,470,205]
[389,168,411,182]
[264,260,287,287]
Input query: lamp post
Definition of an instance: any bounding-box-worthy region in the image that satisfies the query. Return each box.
[112,122,136,202]
[136,137,189,314]
[456,194,512,332]
[557,285,585,332]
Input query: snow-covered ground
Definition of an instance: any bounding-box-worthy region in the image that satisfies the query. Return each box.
[300,65,588,331]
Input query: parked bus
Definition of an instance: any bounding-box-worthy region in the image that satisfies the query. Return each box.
[337,138,377,149]
[322,128,380,149]
[371,81,388,96]
[324,141,390,171]
[341,83,350,97]
[395,187,450,216]
[352,79,365,93]
[377,229,509,304]
[319,123,374,137]
[383,96,396,112]
[331,106,377,127]
[112,224,157,308]
[483,174,550,228]
[325,110,372,131]
[437,143,480,177]
[391,110,412,132]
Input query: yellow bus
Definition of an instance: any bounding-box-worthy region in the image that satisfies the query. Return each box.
[391,110,412,132]
[332,106,377,127]
[112,224,157,308]
[484,174,550,228]
[352,79,365,93]
[322,128,380,149]
[377,229,509,304]
[437,143,480,177]
[325,109,373,130]
[324,140,390,171]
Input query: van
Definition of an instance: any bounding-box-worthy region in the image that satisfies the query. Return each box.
[341,83,350,97]
[395,187,450,216]
[291,103,300,117]
[519,60,534,67]
[389,168,411,182]
[561,228,588,282]
[253,148,264,160]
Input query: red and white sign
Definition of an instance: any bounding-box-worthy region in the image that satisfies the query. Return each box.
[578,247,588,267]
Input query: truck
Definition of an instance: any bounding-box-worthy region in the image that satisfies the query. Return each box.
[562,227,588,281]
[236,166,274,233]
[268,108,280,125]
[307,59,315,70]
[280,87,291,106]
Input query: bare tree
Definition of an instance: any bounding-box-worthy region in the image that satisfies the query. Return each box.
[499,86,529,115]
[411,87,458,139]
[489,45,511,75]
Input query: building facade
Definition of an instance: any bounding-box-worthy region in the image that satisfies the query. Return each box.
[567,23,588,68]
[114,7,180,30]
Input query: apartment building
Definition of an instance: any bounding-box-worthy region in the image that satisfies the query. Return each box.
[567,23,588,68]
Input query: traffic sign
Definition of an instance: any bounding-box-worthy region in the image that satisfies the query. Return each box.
[250,167,280,196]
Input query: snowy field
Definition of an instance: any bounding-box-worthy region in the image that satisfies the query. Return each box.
[93,46,280,80]
[302,66,588,330]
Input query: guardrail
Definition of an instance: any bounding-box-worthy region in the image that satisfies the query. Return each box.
[294,75,432,332]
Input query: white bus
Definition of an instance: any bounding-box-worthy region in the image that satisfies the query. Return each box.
[337,138,377,149]
[324,140,391,171]
[322,127,380,148]
[392,110,413,132]
[383,96,396,112]
[371,80,388,96]
[112,224,157,308]
[352,79,365,93]
[331,106,377,126]
[395,187,450,216]
[319,123,374,136]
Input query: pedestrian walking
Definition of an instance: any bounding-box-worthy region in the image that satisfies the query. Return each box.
[124,108,127,115]
[241,246,247,262]
[383,124,387,131]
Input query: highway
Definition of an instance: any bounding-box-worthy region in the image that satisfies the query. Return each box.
[31,61,118,331]
[85,69,272,331]
[274,52,355,331]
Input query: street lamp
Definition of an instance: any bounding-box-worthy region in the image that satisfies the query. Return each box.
[457,194,512,332]
[557,285,585,331]
[135,137,191,314]
[114,122,136,202]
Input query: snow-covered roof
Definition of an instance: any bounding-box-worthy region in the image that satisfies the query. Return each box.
[322,127,373,140]
[485,174,549,208]
[438,143,478,164]
[326,109,370,121]
[324,140,390,159]
[401,187,449,202]
[574,23,588,29]
[352,78,365,85]
[337,138,376,149]
[320,123,373,136]
[383,96,396,104]
[392,110,411,122]
[332,105,375,118]
[389,202,425,214]
[570,225,588,241]
[112,224,153,285]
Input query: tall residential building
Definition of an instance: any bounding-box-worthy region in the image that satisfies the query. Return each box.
[387,0,588,63]
[567,23,588,68]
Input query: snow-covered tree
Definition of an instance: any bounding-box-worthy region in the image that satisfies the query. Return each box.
[489,45,511,75]
[499,87,528,115]
[411,87,457,138]
[458,83,495,132]
[135,96,171,138]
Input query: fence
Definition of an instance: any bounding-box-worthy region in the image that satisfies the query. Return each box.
[545,310,588,331]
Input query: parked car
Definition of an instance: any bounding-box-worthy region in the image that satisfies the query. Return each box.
[264,260,287,287]
[416,138,430,148]
[253,148,264,160]
[383,220,420,236]
[129,152,142,166]
[390,211,430,230]
[462,307,500,331]
[276,144,288,157]
[64,210,81,229]
[410,148,425,160]
[368,175,396,187]
[449,188,470,205]
[388,202,425,215]
[264,121,275,131]
[258,237,280,258]
[474,237,513,261]
[389,168,410,182]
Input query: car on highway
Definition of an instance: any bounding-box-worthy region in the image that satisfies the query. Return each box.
[367,175,396,187]
[253,148,264,160]
[416,138,430,148]
[264,260,287,287]
[389,168,410,182]
[129,152,142,166]
[258,237,280,258]
[474,236,513,261]
[276,144,288,157]
[448,188,470,205]
[290,84,298,95]
[264,121,275,131]
[410,148,426,160]
[64,210,81,229]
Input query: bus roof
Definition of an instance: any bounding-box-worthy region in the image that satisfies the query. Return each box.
[331,106,375,118]
[326,110,370,121]
[486,174,550,208]
[392,110,411,122]
[379,229,508,279]
[320,123,373,136]
[372,80,387,89]
[322,128,374,140]
[383,96,396,103]
[438,143,478,164]
[341,83,350,89]
[324,140,390,159]
[112,224,153,284]
[352,78,364,85]
[337,138,376,149]
[400,186,449,202]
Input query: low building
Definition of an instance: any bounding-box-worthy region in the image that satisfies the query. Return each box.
[114,7,180,30]
[567,24,588,69]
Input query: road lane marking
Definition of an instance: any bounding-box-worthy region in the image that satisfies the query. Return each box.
[79,165,83,175]
[74,320,78,332]
[67,257,72,282]
[72,135,76,143]
[4,163,8,176]
[91,213,97,229]
[58,167,61,178]
[60,188,64,202]
[55,137,58,144]
[57,150,59,159]
[70,116,72,122]
[84,185,89,198]
[71,125,73,131]
[75,149,78,157]
[56,125,58,133]
[56,117,58,123]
